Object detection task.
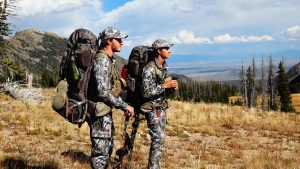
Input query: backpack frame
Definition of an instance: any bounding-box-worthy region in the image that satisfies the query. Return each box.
[126,45,155,107]
[52,28,97,126]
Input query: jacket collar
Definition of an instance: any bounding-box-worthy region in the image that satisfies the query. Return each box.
[154,58,168,70]
[98,49,115,63]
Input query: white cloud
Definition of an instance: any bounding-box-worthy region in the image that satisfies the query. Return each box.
[172,31,273,45]
[13,0,300,41]
[213,33,273,43]
[13,0,103,36]
[16,0,101,16]
[10,0,300,59]
[172,0,194,13]
[88,0,298,46]
[286,25,300,39]
[172,30,211,45]
[123,40,132,47]
[141,38,155,46]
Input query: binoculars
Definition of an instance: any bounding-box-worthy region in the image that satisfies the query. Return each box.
[165,76,178,95]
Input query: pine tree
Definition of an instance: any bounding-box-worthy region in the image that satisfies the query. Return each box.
[194,82,201,102]
[246,66,254,107]
[0,0,17,57]
[204,81,211,102]
[267,54,278,110]
[277,60,294,112]
[251,57,257,107]
[261,56,267,111]
[239,61,248,106]
[175,79,238,103]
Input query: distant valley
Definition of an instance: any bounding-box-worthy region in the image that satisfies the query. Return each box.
[170,67,240,81]
[0,29,299,83]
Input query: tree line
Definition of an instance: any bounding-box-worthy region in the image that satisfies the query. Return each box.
[0,1,58,87]
[168,80,238,104]
[239,54,294,113]
[0,0,23,81]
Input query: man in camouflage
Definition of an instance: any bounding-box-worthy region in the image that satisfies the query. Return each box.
[141,39,178,169]
[87,27,134,169]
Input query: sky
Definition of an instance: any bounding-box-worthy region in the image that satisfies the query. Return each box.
[8,0,300,79]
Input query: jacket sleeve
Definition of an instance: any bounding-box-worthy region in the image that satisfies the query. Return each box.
[141,65,165,99]
[93,56,128,109]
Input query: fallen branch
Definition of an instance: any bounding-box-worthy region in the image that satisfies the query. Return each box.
[0,81,45,103]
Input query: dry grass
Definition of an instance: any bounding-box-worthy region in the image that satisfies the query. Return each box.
[0,90,299,169]
[291,93,300,113]
[228,96,243,104]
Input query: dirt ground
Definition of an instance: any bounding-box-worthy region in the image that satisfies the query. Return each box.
[0,92,299,169]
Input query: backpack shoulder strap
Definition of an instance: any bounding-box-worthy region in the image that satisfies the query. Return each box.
[95,50,120,83]
[148,61,163,82]
[111,63,120,84]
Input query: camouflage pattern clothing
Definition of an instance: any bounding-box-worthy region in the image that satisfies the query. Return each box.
[87,50,128,169]
[88,50,128,110]
[88,112,114,169]
[151,39,174,49]
[141,58,169,169]
[99,27,128,40]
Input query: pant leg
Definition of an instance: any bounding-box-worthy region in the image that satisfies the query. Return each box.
[146,108,167,169]
[88,112,114,169]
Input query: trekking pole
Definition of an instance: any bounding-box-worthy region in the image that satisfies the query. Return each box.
[124,110,146,169]
[113,111,131,169]
[127,112,140,160]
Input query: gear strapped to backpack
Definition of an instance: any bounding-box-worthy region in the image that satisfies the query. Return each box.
[124,45,176,108]
[51,28,97,126]
[125,46,156,107]
[114,46,167,168]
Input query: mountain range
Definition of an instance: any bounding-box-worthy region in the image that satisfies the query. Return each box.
[0,29,128,82]
[0,29,299,84]
[0,29,66,81]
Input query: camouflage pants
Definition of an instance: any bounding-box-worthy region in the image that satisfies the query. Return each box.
[88,112,114,169]
[146,108,167,169]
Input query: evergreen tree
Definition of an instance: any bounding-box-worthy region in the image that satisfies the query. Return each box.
[40,70,55,88]
[204,81,212,102]
[246,66,254,107]
[267,54,278,110]
[0,0,16,57]
[261,56,267,111]
[251,57,257,107]
[277,60,294,112]
[239,61,248,106]
[175,79,238,104]
[194,82,201,102]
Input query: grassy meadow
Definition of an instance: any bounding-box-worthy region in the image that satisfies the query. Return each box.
[291,94,300,113]
[0,89,299,169]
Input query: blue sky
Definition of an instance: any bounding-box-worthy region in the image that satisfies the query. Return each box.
[9,0,300,79]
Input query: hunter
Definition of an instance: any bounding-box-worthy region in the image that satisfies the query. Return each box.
[87,27,134,169]
[141,39,178,169]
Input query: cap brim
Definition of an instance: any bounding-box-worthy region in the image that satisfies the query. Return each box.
[168,43,174,47]
[162,43,174,48]
[116,33,128,39]
[101,33,128,40]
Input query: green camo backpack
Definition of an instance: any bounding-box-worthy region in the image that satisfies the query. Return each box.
[51,28,97,126]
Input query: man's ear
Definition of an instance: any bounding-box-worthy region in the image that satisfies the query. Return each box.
[107,38,113,45]
[157,49,162,54]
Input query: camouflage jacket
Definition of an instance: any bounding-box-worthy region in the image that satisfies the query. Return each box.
[88,50,128,110]
[141,58,169,107]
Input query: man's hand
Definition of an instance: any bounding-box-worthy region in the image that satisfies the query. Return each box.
[175,85,179,90]
[126,105,135,116]
[163,80,178,89]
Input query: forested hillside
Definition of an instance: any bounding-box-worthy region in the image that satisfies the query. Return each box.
[0,29,127,85]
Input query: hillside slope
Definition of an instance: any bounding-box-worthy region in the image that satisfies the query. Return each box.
[5,29,67,77]
[0,29,127,81]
